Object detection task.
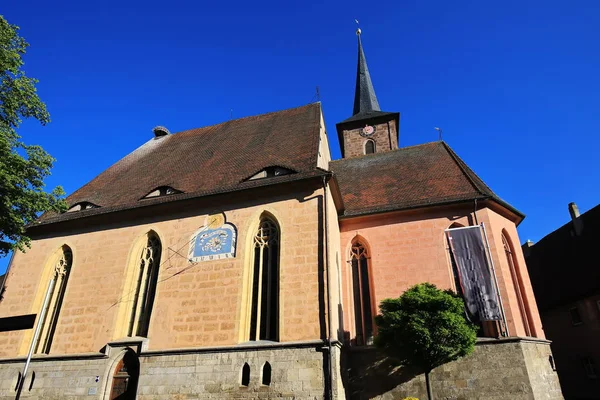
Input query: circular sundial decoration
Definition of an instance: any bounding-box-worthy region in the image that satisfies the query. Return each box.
[360,125,376,137]
[188,212,237,262]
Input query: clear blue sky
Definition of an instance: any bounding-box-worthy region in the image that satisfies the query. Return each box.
[1,0,599,274]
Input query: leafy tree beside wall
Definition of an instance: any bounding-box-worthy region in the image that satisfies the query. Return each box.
[0,15,66,258]
[375,283,478,400]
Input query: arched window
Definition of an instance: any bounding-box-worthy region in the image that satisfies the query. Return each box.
[249,217,280,341]
[109,349,139,399]
[364,140,375,154]
[117,232,162,338]
[35,246,72,354]
[241,363,251,386]
[350,241,374,346]
[502,232,533,336]
[262,362,272,386]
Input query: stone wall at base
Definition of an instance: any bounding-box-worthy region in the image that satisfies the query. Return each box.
[0,341,340,400]
[343,337,563,400]
[0,354,107,400]
[137,343,335,399]
[0,338,562,399]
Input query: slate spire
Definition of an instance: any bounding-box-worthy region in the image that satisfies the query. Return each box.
[353,29,381,115]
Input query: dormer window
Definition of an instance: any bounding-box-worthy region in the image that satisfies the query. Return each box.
[143,186,182,199]
[67,202,99,212]
[247,167,295,181]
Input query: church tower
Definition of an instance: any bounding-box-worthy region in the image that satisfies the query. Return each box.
[336,29,400,158]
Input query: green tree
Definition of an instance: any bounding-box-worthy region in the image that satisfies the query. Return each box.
[0,15,66,257]
[374,283,478,400]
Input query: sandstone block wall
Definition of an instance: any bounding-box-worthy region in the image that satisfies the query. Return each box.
[343,338,563,400]
[341,119,398,158]
[339,205,545,343]
[0,186,328,358]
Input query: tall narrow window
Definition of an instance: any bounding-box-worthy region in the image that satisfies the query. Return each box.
[128,233,162,337]
[249,217,280,341]
[262,362,272,386]
[241,363,251,386]
[502,233,533,336]
[350,241,373,346]
[365,140,375,154]
[35,246,72,354]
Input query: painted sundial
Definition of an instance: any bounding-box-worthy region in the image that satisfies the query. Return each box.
[188,212,237,262]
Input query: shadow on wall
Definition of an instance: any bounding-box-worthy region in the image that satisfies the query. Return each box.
[341,348,423,400]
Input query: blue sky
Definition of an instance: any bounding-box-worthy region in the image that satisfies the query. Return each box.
[1,0,599,274]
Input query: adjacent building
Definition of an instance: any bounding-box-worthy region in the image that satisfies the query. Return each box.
[0,31,561,399]
[524,203,600,399]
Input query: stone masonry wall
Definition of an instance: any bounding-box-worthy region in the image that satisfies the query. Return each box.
[0,341,339,400]
[342,119,398,159]
[0,186,326,357]
[339,205,545,343]
[343,338,563,400]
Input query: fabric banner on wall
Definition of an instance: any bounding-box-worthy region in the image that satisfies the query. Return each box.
[446,226,502,321]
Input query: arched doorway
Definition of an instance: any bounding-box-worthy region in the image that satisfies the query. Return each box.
[109,350,139,400]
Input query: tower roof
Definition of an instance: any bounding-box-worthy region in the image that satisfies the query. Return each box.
[353,30,381,116]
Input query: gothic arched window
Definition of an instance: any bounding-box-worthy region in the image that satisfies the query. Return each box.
[365,140,375,154]
[262,362,272,386]
[350,241,374,346]
[128,232,162,337]
[241,363,251,386]
[249,217,280,341]
[502,232,533,336]
[35,246,72,354]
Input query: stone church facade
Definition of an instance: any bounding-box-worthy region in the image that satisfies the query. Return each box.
[0,32,561,399]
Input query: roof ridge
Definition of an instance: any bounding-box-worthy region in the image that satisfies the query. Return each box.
[533,202,600,246]
[175,102,321,135]
[308,103,322,169]
[329,141,441,164]
[440,141,493,197]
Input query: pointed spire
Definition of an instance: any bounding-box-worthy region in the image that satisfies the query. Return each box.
[353,28,381,115]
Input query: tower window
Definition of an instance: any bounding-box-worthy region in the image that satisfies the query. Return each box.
[35,246,72,354]
[365,140,375,154]
[350,241,374,346]
[249,217,280,341]
[128,233,162,337]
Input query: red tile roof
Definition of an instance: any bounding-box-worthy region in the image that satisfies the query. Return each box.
[37,104,521,227]
[330,141,522,218]
[38,103,324,225]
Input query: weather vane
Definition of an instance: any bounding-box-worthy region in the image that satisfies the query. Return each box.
[355,19,361,35]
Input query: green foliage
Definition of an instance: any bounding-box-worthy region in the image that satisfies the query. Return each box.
[0,15,66,256]
[374,283,478,373]
[403,398,420,400]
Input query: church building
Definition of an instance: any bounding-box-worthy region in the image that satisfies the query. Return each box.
[0,30,561,399]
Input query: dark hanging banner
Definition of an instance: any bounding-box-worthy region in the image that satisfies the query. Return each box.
[446,226,502,322]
